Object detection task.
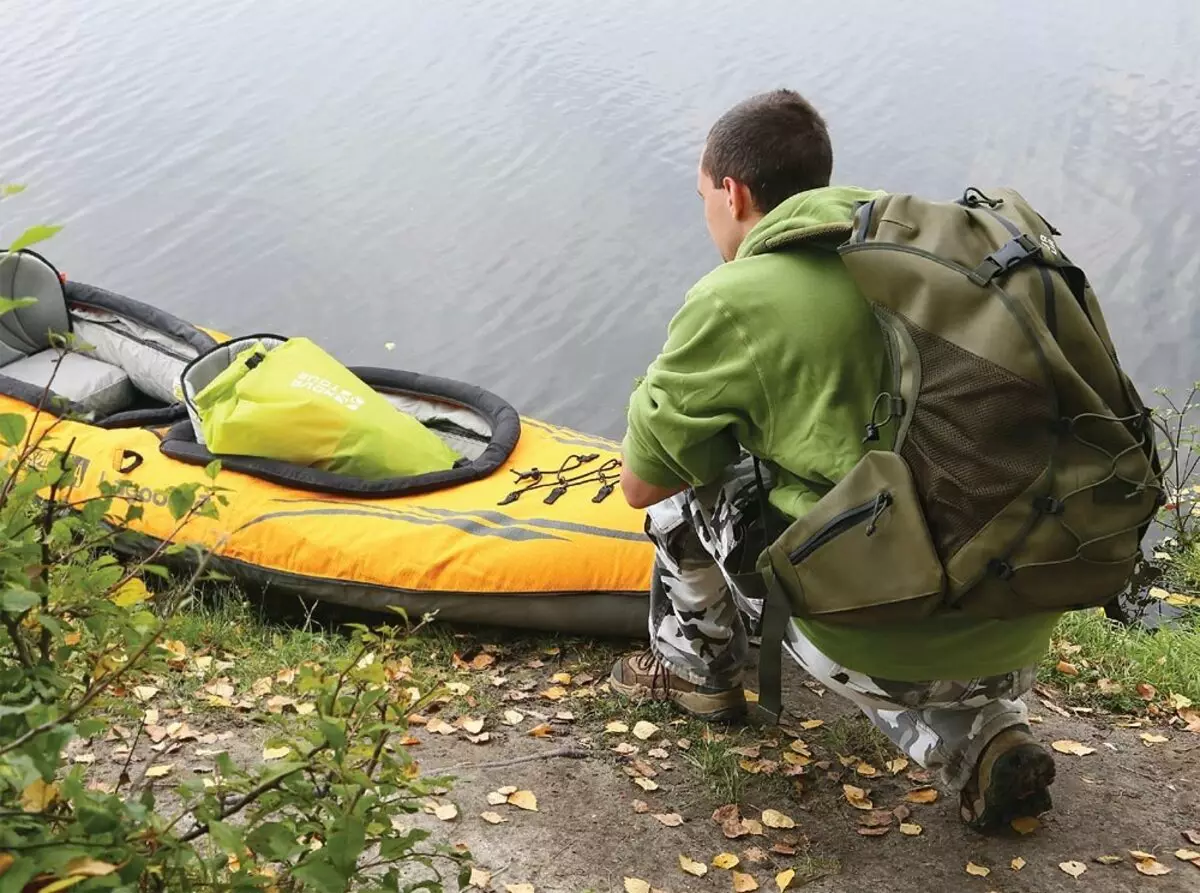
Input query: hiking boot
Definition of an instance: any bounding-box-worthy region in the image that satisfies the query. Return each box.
[960,726,1056,833]
[609,649,746,722]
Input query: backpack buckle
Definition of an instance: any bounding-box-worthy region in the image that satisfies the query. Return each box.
[987,558,1016,580]
[1033,495,1064,515]
[969,234,1042,286]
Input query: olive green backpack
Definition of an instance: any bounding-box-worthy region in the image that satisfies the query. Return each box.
[753,186,1165,720]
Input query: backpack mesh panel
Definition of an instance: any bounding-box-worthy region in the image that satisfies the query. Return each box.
[899,318,1055,557]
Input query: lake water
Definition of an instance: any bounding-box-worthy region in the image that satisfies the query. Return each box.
[1,0,1197,439]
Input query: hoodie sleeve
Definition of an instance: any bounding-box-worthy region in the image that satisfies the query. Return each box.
[622,283,769,489]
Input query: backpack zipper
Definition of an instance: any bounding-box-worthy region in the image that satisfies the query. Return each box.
[787,491,893,563]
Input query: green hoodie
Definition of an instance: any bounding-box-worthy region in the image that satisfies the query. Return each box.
[624,186,1059,682]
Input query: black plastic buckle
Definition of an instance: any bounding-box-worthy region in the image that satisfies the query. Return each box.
[988,558,1016,580]
[969,234,1042,286]
[1032,495,1064,515]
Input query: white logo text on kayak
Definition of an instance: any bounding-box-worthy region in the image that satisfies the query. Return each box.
[290,372,365,411]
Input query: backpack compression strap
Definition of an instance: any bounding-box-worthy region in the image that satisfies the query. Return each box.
[751,456,789,725]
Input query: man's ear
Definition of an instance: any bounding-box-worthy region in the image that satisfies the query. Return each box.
[723,177,756,222]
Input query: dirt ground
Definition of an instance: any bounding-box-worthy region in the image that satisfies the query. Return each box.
[82,645,1200,893]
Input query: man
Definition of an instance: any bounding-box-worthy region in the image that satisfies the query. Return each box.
[610,89,1059,832]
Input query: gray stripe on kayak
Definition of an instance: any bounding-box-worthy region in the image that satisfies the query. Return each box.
[236,507,563,543]
[411,506,647,544]
[264,497,647,544]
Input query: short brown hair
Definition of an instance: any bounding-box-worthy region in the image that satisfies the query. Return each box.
[701,89,833,213]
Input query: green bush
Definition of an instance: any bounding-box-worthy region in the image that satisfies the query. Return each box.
[0,210,468,892]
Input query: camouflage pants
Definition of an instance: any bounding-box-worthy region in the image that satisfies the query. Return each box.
[645,459,1036,792]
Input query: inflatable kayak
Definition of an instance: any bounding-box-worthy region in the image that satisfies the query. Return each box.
[0,250,653,636]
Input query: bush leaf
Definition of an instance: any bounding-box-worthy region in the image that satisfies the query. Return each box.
[9,224,63,253]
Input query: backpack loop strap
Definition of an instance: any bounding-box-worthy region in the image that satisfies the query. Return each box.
[1032,495,1064,515]
[969,234,1042,286]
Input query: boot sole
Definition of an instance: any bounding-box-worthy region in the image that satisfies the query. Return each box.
[608,675,747,723]
[966,743,1057,832]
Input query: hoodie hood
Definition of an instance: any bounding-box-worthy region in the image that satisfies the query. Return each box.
[736,185,885,260]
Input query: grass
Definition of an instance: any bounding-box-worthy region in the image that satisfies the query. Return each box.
[1038,605,1200,710]
[814,714,897,769]
[164,586,358,680]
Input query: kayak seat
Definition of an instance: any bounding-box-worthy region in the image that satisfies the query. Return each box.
[0,250,135,415]
[2,350,135,416]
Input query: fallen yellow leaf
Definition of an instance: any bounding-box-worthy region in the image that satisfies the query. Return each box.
[551,672,573,685]
[527,723,554,738]
[775,868,796,891]
[486,791,508,806]
[799,719,824,730]
[480,811,506,824]
[1130,850,1156,861]
[632,721,660,741]
[842,784,873,810]
[1095,855,1124,865]
[1010,816,1040,835]
[732,870,759,891]
[503,710,525,725]
[460,717,485,735]
[426,718,457,736]
[965,862,990,877]
[145,764,174,778]
[761,809,795,830]
[1174,849,1200,861]
[679,854,708,877]
[434,803,458,821]
[262,746,291,761]
[855,762,879,777]
[899,823,922,836]
[496,785,517,795]
[1140,733,1169,746]
[633,777,659,792]
[1011,857,1026,871]
[539,686,567,701]
[623,879,650,893]
[468,867,491,889]
[1052,739,1096,756]
[605,720,629,734]
[904,787,939,804]
[132,685,159,703]
[507,790,538,811]
[886,758,909,775]
[1056,660,1080,676]
[504,885,534,893]
[1059,861,1087,878]
[1135,859,1171,876]
[713,853,740,870]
